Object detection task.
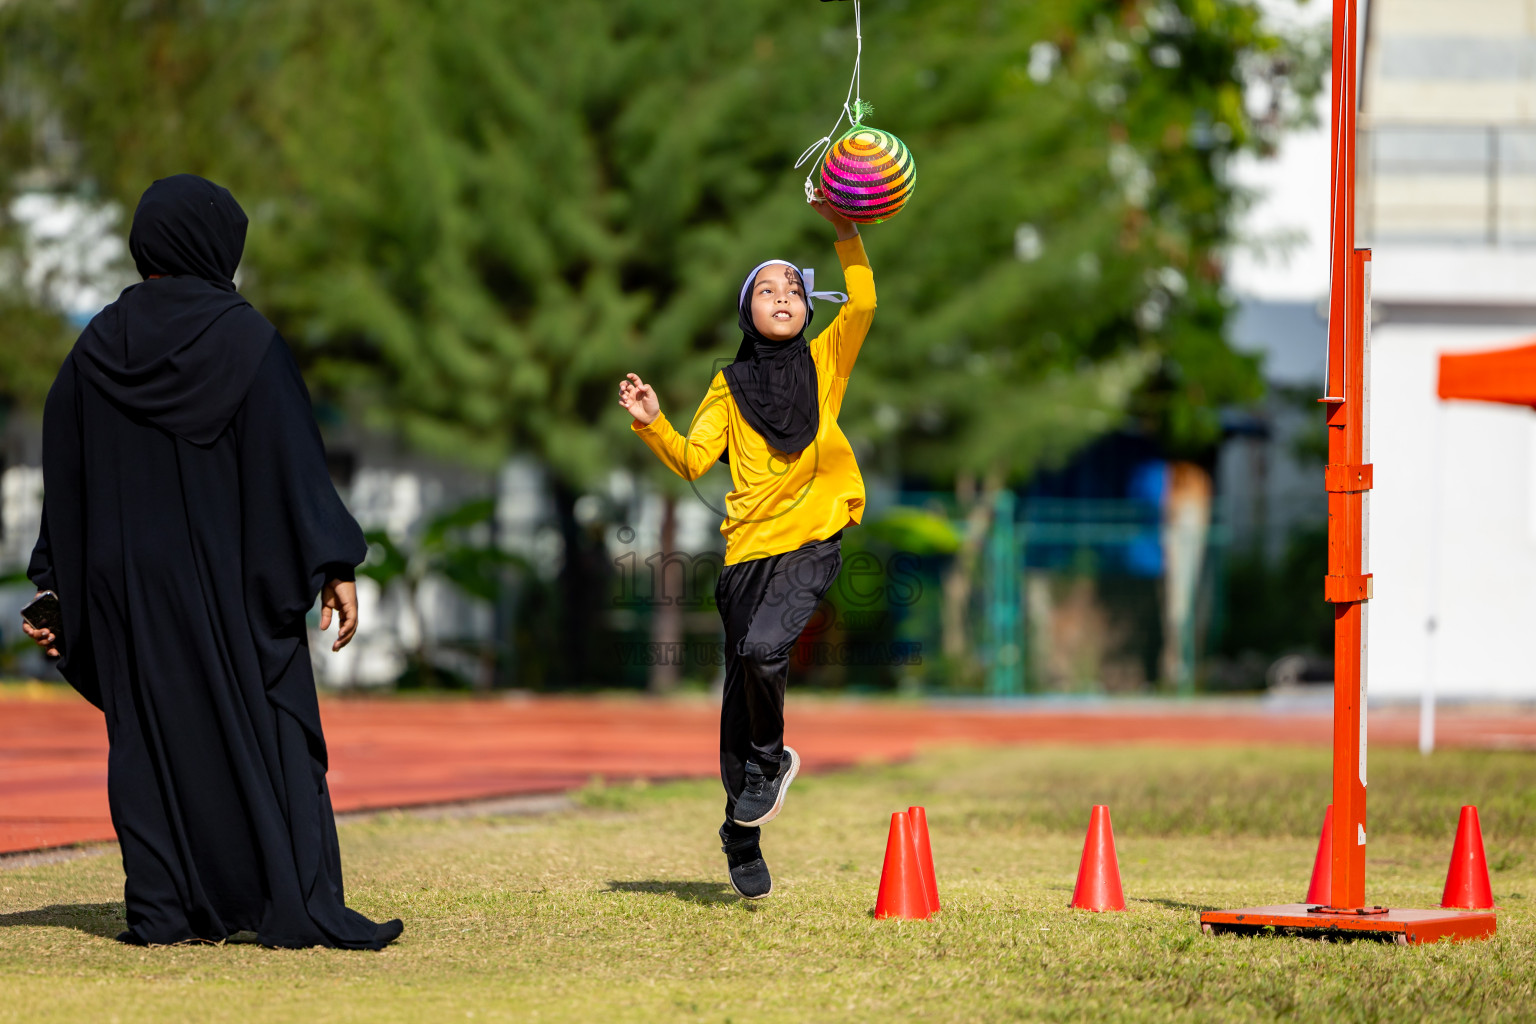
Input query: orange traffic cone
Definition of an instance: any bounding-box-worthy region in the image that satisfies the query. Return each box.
[1441,805,1495,910]
[875,811,933,920]
[908,806,940,912]
[1070,805,1126,912]
[1305,805,1334,905]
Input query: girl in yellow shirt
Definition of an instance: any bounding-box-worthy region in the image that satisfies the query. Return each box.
[618,191,874,899]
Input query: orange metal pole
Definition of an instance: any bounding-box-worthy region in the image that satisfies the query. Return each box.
[1327,250,1371,909]
[1323,0,1372,911]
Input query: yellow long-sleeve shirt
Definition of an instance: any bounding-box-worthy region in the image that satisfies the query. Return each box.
[633,235,875,565]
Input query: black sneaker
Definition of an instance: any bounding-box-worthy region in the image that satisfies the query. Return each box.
[720,826,772,900]
[731,745,801,827]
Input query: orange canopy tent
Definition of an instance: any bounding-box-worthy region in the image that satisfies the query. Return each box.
[1439,341,1536,407]
[1416,339,1536,758]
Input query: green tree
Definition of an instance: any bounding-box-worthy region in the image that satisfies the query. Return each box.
[1,0,1321,464]
[0,0,1322,686]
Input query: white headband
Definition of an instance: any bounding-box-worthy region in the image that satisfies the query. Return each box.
[739,260,848,313]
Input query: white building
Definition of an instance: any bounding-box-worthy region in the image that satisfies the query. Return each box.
[1224,0,1536,701]
[1361,0,1536,700]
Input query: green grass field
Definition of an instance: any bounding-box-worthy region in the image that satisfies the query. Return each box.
[2,744,1534,1022]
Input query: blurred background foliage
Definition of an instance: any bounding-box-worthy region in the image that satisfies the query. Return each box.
[0,0,1328,691]
[0,0,1322,489]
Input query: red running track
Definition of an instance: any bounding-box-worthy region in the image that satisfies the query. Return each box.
[4,693,1536,855]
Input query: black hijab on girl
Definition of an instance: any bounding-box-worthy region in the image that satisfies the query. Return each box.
[720,259,821,465]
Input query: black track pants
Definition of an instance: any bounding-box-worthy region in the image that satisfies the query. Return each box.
[715,530,843,837]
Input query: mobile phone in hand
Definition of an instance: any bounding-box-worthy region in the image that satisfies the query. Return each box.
[21,590,62,636]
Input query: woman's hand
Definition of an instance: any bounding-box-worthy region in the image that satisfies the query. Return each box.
[320,579,358,652]
[809,187,859,241]
[20,594,58,658]
[618,372,660,426]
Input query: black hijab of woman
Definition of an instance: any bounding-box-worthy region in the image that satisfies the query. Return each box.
[719,259,821,465]
[73,174,276,446]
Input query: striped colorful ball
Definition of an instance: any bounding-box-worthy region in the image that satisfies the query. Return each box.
[820,125,916,224]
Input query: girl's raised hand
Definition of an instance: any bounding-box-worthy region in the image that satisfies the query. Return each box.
[809,187,858,241]
[618,372,660,426]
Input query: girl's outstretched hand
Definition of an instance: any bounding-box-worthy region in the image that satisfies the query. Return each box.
[809,187,858,241]
[618,372,660,426]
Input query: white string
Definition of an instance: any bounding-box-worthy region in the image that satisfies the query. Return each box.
[795,0,864,202]
[853,0,861,110]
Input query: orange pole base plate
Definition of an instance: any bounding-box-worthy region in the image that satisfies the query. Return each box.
[1199,904,1495,945]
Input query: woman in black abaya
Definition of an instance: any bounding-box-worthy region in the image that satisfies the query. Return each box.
[22,174,402,949]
